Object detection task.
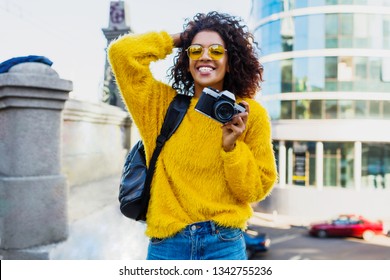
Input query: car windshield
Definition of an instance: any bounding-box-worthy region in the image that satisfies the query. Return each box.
[331,215,362,225]
[333,219,349,225]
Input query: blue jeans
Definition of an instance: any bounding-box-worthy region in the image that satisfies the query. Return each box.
[146,221,247,260]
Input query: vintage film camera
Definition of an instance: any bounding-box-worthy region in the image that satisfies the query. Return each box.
[195,87,245,124]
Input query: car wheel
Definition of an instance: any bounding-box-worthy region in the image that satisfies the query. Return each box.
[362,230,375,241]
[317,230,327,238]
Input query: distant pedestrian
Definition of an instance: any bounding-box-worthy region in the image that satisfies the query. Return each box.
[108,11,277,260]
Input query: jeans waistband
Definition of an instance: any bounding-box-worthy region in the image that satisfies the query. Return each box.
[183,221,218,235]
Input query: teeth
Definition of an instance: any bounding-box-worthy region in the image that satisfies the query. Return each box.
[198,67,213,73]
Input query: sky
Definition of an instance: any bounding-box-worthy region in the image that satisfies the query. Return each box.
[0,0,252,102]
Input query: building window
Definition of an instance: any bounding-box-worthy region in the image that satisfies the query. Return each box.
[355,100,367,118]
[384,101,390,118]
[369,100,381,118]
[263,99,390,120]
[325,57,338,79]
[325,100,338,119]
[355,57,368,80]
[281,100,293,119]
[262,56,390,95]
[281,59,293,93]
[338,57,353,81]
[362,143,390,189]
[277,140,390,189]
[257,13,390,54]
[382,58,390,82]
[284,141,316,187]
[323,142,354,188]
[309,100,322,119]
[339,100,354,118]
[296,100,309,119]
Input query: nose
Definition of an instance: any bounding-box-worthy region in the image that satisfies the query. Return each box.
[199,47,211,60]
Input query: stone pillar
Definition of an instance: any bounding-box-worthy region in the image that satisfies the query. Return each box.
[0,62,72,259]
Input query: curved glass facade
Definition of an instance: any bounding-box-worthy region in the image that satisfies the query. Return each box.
[262,57,390,96]
[257,13,390,54]
[256,0,390,19]
[252,0,390,190]
[255,6,390,120]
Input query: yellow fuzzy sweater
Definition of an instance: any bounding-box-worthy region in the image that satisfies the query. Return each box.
[108,31,277,239]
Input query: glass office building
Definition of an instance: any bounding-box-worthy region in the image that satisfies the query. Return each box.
[251,0,390,219]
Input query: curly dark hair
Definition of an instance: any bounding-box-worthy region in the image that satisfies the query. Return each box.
[169,11,263,98]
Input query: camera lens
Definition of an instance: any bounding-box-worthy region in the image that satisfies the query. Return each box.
[214,101,235,123]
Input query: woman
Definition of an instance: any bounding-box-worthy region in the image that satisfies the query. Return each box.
[108,11,277,260]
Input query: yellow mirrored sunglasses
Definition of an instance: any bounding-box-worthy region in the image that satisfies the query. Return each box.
[185,44,227,60]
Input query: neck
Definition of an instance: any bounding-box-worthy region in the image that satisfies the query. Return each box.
[194,87,202,98]
[194,84,224,98]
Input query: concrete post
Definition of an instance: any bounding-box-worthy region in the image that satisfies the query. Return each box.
[278,141,286,187]
[0,62,72,259]
[354,141,362,191]
[316,141,324,190]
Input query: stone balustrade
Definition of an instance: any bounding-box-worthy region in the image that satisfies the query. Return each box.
[0,62,132,259]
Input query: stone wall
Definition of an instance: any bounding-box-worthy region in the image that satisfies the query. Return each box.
[0,62,136,259]
[62,99,131,187]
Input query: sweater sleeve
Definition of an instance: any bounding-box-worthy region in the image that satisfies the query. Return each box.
[107,31,176,159]
[220,100,278,203]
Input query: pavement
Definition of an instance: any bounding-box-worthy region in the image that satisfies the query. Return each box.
[60,175,319,260]
[20,175,389,260]
[55,175,303,260]
[49,176,149,260]
[249,211,312,229]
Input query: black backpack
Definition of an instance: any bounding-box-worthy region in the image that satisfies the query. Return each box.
[118,94,191,221]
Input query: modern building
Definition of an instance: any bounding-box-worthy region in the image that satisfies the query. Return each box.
[250,0,390,220]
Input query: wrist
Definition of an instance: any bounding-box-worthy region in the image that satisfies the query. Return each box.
[223,143,236,152]
[170,33,182,48]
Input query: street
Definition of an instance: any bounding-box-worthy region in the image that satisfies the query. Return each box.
[248,224,390,260]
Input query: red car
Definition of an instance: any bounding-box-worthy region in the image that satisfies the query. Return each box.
[309,214,383,241]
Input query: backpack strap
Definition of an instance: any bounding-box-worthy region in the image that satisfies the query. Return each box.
[157,94,192,145]
[137,94,191,220]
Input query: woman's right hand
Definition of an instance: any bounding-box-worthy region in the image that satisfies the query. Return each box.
[221,101,250,152]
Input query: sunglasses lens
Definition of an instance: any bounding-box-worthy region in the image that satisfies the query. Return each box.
[186,44,226,60]
[187,45,203,60]
[209,45,225,60]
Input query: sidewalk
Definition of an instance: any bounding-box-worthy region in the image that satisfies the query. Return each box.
[58,175,307,259]
[63,176,315,258]
[50,176,148,260]
[249,211,312,229]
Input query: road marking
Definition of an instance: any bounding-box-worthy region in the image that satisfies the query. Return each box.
[290,255,310,260]
[271,234,300,245]
[290,255,302,260]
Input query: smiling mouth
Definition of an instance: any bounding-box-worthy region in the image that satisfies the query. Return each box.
[198,66,214,73]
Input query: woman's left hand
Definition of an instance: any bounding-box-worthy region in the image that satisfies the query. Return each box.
[221,101,249,152]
